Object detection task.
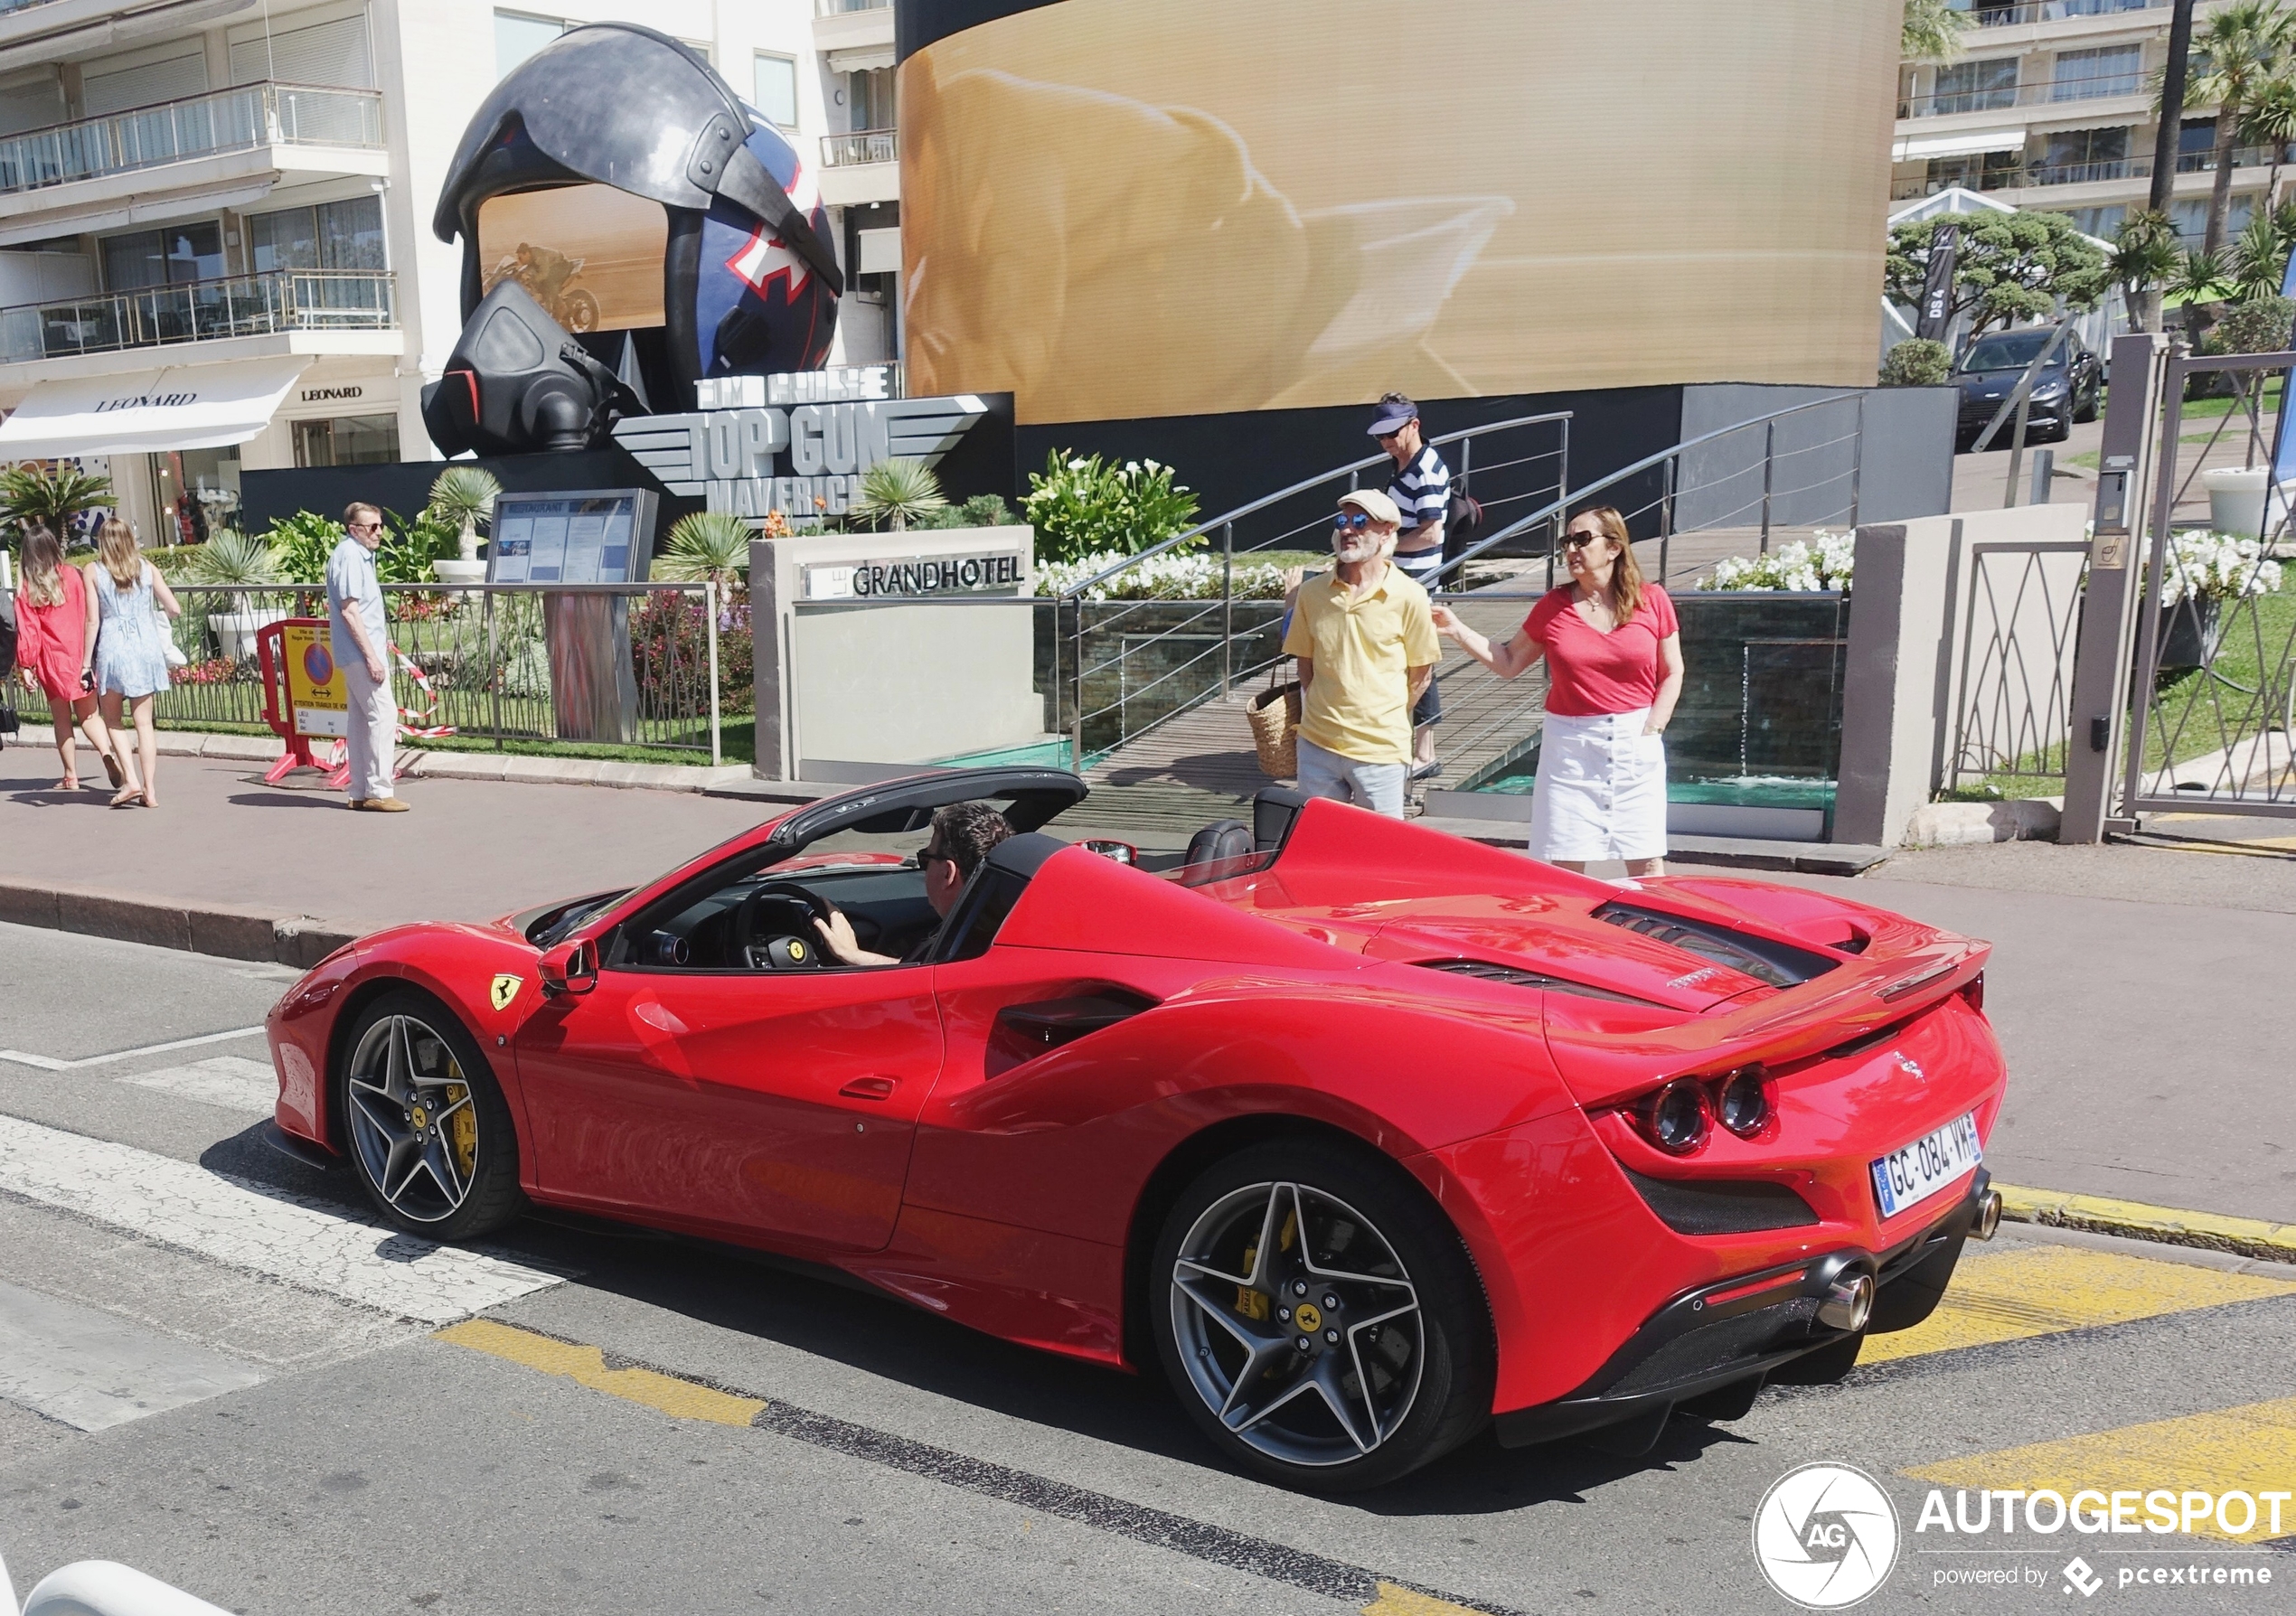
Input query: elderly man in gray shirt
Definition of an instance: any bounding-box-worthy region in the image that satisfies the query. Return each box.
[325,501,406,812]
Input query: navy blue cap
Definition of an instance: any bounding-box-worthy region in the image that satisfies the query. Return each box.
[1366,399,1416,437]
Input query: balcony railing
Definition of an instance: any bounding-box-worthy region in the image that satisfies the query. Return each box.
[0,0,65,14]
[0,82,382,199]
[0,268,396,364]
[1901,71,2146,117]
[1959,0,2164,26]
[1893,141,2282,197]
[814,0,889,13]
[821,127,897,166]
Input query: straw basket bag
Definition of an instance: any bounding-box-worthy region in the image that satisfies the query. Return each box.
[1247,672,1302,779]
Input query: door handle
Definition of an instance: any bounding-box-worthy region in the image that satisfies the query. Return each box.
[838,1076,899,1100]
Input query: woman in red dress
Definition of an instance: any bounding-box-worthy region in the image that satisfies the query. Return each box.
[12,526,124,793]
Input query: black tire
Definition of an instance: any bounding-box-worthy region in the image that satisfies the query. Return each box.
[1150,1136,1494,1491]
[335,990,523,1239]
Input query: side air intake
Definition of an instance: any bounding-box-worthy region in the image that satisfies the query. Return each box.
[1590,903,1841,990]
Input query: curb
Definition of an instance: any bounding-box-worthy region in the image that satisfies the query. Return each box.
[0,878,356,970]
[1996,1183,2296,1264]
[126,731,756,795]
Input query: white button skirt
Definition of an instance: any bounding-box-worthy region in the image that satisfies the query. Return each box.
[1528,709,1669,863]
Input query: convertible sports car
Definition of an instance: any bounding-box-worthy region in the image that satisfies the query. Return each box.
[265,767,2007,1490]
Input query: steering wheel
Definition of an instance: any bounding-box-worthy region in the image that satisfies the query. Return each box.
[734,879,833,971]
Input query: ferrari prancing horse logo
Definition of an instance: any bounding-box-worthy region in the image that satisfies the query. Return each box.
[491,974,522,1011]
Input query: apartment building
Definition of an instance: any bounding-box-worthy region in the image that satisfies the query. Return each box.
[0,0,901,543]
[1893,0,2276,245]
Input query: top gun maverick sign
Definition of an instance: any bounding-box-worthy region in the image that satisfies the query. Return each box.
[611,365,989,522]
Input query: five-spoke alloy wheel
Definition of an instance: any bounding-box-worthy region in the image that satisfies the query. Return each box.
[338,991,522,1238]
[1152,1138,1493,1490]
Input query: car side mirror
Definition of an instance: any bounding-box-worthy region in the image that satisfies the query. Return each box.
[539,937,598,997]
[1077,839,1138,866]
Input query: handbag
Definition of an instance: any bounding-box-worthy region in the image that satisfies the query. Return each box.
[1247,670,1303,779]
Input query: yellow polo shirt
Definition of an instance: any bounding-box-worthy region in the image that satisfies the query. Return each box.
[1281,565,1441,766]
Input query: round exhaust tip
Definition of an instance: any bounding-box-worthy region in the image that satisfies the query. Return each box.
[1818,1272,1875,1333]
[1973,1189,2003,1242]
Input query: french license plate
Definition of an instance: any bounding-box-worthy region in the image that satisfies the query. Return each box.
[1870,1111,1981,1219]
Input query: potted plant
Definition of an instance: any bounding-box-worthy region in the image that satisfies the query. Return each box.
[183,530,287,659]
[2155,530,2284,670]
[427,465,502,584]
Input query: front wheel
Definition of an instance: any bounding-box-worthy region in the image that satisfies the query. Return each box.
[1151,1137,1493,1491]
[336,991,523,1239]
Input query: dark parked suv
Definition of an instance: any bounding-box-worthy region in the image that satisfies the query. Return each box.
[1953,328,2103,449]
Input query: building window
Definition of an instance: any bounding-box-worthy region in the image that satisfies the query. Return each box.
[1926,149,2023,192]
[495,11,566,80]
[293,413,400,467]
[754,52,798,128]
[2172,196,2254,242]
[1932,57,2018,115]
[152,446,239,546]
[2037,126,2130,183]
[2052,44,2144,101]
[101,221,223,290]
[2061,204,2126,239]
[847,66,896,130]
[249,195,386,273]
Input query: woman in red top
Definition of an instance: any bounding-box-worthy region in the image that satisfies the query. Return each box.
[1431,504,1683,875]
[12,526,124,793]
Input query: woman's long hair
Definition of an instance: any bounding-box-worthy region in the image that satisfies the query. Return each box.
[1571,504,1645,623]
[97,517,141,589]
[17,525,64,608]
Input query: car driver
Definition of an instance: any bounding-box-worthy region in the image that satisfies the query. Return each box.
[813,800,1012,967]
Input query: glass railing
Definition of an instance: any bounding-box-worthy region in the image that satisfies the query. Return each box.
[0,82,382,197]
[821,127,897,166]
[1901,71,2146,117]
[1960,0,2162,25]
[0,269,395,364]
[814,0,890,12]
[0,0,67,15]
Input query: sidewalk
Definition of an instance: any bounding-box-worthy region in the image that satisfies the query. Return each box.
[3,741,2289,1227]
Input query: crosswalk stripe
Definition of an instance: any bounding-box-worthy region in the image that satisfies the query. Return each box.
[118,1057,277,1114]
[0,1279,266,1432]
[1862,1245,2296,1366]
[0,1114,565,1325]
[1905,1397,2296,1544]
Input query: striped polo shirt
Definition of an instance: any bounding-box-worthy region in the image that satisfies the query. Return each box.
[1388,442,1451,543]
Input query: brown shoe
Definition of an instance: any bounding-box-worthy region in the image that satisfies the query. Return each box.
[350,797,410,813]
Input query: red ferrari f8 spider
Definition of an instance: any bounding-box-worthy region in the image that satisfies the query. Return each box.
[265,768,2007,1490]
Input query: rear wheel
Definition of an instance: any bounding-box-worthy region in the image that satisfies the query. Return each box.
[1151,1137,1493,1491]
[337,991,522,1239]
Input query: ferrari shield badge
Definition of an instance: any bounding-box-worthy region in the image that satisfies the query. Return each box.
[490,973,522,1011]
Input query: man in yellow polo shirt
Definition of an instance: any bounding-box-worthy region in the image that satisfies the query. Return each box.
[1281,489,1441,817]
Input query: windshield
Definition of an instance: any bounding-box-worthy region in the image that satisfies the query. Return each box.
[1961,331,2060,371]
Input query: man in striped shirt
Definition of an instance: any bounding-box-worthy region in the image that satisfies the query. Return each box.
[1369,392,1451,780]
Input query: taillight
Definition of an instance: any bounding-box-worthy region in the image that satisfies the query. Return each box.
[1637,1078,1711,1155]
[1716,1067,1771,1138]
[1962,972,1986,1013]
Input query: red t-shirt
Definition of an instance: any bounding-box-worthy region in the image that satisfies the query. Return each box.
[1521,584,1680,717]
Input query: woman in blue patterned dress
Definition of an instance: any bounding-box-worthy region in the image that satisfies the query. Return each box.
[86,518,182,808]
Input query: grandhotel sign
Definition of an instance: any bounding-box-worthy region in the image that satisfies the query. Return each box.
[611,367,986,522]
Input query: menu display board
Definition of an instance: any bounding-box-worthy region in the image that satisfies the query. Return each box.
[487,491,658,585]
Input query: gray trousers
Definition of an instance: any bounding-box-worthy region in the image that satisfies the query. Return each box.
[343,656,397,801]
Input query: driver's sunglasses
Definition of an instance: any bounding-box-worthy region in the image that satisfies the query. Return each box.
[1332,511,1376,532]
[918,849,955,871]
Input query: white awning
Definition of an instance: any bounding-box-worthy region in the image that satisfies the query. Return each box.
[0,354,312,460]
[1893,129,2027,162]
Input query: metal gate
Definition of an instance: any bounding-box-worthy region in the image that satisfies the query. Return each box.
[2121,349,2296,818]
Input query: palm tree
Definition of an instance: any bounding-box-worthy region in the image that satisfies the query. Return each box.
[2111,209,2184,331]
[426,465,502,563]
[2171,245,2230,343]
[852,457,948,532]
[653,512,754,590]
[0,463,114,545]
[1902,0,1966,64]
[2183,0,2296,255]
[2225,206,2291,299]
[2240,69,2296,213]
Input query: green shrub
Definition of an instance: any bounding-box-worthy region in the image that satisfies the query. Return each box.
[852,457,948,531]
[264,512,343,584]
[654,512,753,585]
[260,508,449,585]
[2214,296,2296,355]
[915,492,1017,531]
[1879,338,1953,387]
[1022,450,1198,565]
[182,529,281,587]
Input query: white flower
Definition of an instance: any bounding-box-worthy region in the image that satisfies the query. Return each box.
[1124,461,1141,474]
[1068,457,1089,471]
[2159,531,2283,603]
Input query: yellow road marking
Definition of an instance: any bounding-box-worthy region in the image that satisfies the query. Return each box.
[1997,1185,2296,1264]
[1862,1245,2296,1365]
[1905,1397,2296,1544]
[1361,1584,1491,1616]
[434,1318,765,1427]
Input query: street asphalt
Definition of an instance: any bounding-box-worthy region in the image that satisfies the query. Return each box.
[1,922,2291,1616]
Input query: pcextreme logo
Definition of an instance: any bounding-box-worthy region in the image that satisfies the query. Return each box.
[1754,1462,1903,1609]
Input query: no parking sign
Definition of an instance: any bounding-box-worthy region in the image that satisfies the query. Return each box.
[280,622,348,738]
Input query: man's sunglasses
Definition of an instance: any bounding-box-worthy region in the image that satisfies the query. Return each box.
[1332,512,1378,532]
[918,849,955,870]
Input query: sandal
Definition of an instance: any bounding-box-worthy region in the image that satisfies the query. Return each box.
[109,785,141,809]
[100,751,126,789]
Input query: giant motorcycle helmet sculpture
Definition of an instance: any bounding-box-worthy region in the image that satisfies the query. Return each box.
[422,23,842,456]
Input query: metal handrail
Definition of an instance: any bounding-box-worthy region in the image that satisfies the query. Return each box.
[821,128,897,166]
[1057,410,1575,600]
[0,268,396,363]
[0,81,383,196]
[1901,73,2146,117]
